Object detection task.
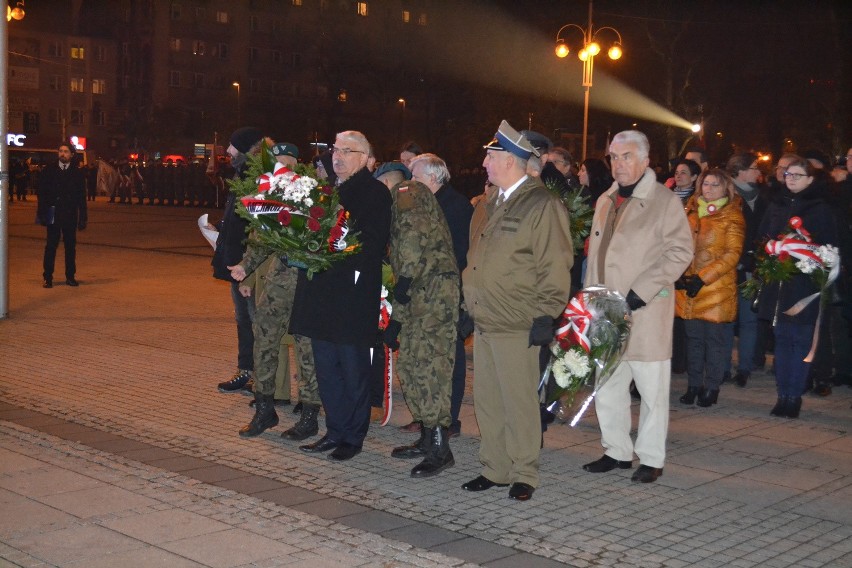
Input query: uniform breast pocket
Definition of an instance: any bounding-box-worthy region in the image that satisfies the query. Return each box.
[500,216,521,233]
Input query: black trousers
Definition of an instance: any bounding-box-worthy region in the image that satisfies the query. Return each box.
[312,339,371,447]
[43,223,77,280]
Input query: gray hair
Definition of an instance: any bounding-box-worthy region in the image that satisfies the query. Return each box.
[526,155,543,176]
[378,169,407,188]
[610,130,650,160]
[336,130,370,153]
[409,153,451,185]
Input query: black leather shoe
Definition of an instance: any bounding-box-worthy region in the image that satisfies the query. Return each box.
[508,482,535,501]
[66,278,79,287]
[582,455,632,473]
[631,464,663,483]
[327,443,361,461]
[42,279,53,288]
[299,435,338,453]
[696,389,719,407]
[734,371,750,388]
[461,475,508,492]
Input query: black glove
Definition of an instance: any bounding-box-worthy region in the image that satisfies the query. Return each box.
[674,276,688,290]
[383,319,402,351]
[685,275,705,298]
[394,276,412,305]
[529,315,555,346]
[457,309,474,339]
[626,289,646,311]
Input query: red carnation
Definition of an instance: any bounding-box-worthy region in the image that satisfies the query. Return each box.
[319,184,333,195]
[278,209,292,226]
[309,205,326,219]
[307,218,321,232]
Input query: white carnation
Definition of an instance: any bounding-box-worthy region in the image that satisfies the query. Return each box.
[818,245,840,268]
[796,258,818,274]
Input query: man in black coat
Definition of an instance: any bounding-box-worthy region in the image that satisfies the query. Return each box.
[289,130,392,461]
[38,143,87,288]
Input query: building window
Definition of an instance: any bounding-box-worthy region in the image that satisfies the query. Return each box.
[169,37,181,52]
[418,13,427,26]
[48,108,63,124]
[49,75,61,91]
[70,77,85,92]
[92,79,106,94]
[95,46,106,62]
[249,47,259,62]
[292,0,302,5]
[71,45,85,59]
[357,2,368,16]
[215,43,229,59]
[216,11,229,24]
[194,73,205,88]
[271,50,282,64]
[292,52,301,68]
[70,109,84,125]
[195,7,206,20]
[169,71,181,87]
[48,42,63,57]
[250,15,259,31]
[170,3,181,20]
[192,40,206,56]
[402,10,410,23]
[94,110,106,126]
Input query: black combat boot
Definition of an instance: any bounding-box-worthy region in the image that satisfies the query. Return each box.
[239,394,279,437]
[679,386,700,405]
[281,403,320,441]
[391,426,428,459]
[786,396,802,419]
[411,426,455,478]
[770,396,788,417]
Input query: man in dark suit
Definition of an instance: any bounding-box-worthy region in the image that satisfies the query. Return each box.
[289,130,392,461]
[38,143,87,288]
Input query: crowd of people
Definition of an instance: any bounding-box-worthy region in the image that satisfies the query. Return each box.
[31,121,851,501]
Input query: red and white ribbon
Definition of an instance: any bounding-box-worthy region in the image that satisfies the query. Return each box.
[256,162,296,193]
[555,295,592,353]
[765,236,822,266]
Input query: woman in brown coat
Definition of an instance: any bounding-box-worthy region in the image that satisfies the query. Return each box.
[676,169,745,407]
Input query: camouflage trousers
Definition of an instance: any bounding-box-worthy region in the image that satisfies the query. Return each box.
[293,334,320,406]
[396,274,459,428]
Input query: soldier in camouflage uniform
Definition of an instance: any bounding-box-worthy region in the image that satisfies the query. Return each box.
[376,163,459,478]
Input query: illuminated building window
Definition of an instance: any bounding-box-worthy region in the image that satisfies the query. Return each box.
[170,3,181,20]
[70,78,85,92]
[70,109,84,126]
[49,75,61,91]
[216,11,229,24]
[193,40,206,56]
[357,2,368,16]
[402,10,410,23]
[169,71,181,87]
[92,79,106,94]
[418,13,427,26]
[292,0,302,5]
[169,38,181,52]
[71,46,85,59]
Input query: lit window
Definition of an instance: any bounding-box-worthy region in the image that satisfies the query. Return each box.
[92,79,106,94]
[70,109,84,125]
[402,10,410,23]
[71,46,85,59]
[292,0,302,5]
[169,38,181,52]
[70,78,85,92]
[169,71,181,87]
[216,11,229,23]
[357,2,368,16]
[170,3,181,20]
[192,40,206,56]
[418,13,427,25]
[49,76,61,91]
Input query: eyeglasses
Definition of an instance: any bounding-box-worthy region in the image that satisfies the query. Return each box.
[331,146,364,156]
[784,172,807,180]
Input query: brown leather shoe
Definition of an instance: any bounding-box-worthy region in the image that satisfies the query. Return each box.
[400,420,422,433]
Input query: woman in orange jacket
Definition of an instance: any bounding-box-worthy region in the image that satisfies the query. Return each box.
[676,169,745,407]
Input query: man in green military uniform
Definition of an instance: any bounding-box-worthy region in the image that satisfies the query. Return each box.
[376,162,459,478]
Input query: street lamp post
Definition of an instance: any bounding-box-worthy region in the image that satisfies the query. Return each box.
[398,98,406,140]
[554,0,623,162]
[232,82,241,126]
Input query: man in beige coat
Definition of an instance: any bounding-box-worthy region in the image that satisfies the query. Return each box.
[584,130,693,483]
[462,120,573,501]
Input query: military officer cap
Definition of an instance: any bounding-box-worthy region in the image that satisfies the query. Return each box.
[483,120,540,160]
[373,161,412,180]
[520,130,553,154]
[272,142,299,159]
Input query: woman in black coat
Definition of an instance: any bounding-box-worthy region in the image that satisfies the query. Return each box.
[756,157,838,418]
